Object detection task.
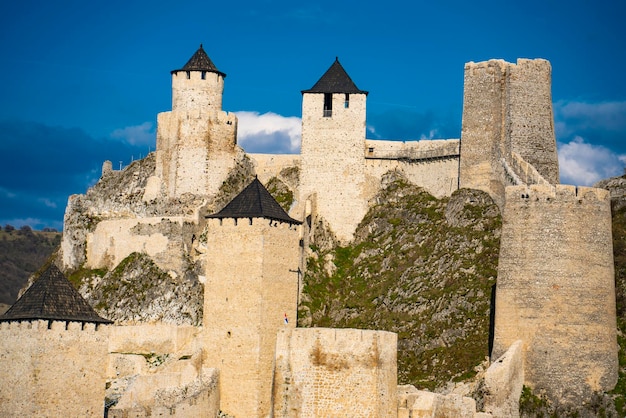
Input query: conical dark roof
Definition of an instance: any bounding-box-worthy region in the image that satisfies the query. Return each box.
[302,57,367,95]
[207,178,301,225]
[0,264,112,324]
[171,44,226,77]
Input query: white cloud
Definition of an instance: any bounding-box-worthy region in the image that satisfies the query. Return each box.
[235,111,301,154]
[558,136,624,186]
[110,122,155,146]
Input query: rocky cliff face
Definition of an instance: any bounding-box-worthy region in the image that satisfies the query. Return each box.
[299,172,501,391]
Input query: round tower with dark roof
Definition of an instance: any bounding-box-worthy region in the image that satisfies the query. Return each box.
[171,44,227,112]
[155,45,238,198]
[300,58,369,242]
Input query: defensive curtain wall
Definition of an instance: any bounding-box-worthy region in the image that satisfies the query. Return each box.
[0,320,109,417]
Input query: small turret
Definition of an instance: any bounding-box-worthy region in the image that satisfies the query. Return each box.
[171,44,226,112]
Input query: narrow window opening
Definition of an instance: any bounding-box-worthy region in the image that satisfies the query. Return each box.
[323,93,332,117]
[344,93,350,108]
[201,71,206,80]
[186,71,190,79]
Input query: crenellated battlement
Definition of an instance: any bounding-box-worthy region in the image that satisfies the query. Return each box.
[505,184,610,204]
[0,319,106,332]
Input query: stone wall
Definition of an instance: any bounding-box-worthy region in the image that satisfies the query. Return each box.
[0,320,109,417]
[155,109,238,198]
[272,327,397,418]
[203,218,301,417]
[365,139,460,198]
[86,217,191,273]
[493,184,618,404]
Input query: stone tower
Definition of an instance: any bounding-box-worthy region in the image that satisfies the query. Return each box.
[300,58,368,242]
[155,44,238,198]
[459,59,559,206]
[202,178,302,417]
[493,185,618,405]
[0,264,111,417]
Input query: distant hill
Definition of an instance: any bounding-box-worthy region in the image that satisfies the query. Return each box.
[0,226,61,305]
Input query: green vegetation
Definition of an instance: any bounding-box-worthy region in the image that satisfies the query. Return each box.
[0,226,61,304]
[611,203,626,415]
[299,178,501,390]
[266,176,294,211]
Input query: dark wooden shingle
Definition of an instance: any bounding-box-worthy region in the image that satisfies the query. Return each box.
[302,57,367,95]
[207,178,301,225]
[0,264,112,324]
[171,44,226,77]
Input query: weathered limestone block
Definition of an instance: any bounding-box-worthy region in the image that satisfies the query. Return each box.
[273,327,397,418]
[108,368,219,418]
[397,385,488,418]
[484,340,523,418]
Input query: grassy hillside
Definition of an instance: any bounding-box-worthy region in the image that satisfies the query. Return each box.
[299,175,501,390]
[0,226,61,305]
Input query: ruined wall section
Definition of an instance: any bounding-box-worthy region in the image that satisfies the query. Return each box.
[0,320,109,417]
[459,60,509,206]
[272,327,397,418]
[300,93,368,243]
[364,139,460,198]
[507,59,559,184]
[203,218,301,418]
[493,184,618,405]
[85,217,190,273]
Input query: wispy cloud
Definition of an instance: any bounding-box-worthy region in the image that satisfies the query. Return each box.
[110,122,155,146]
[235,111,301,153]
[554,100,626,137]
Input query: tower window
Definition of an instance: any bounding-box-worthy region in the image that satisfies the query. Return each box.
[323,93,332,117]
[186,71,190,79]
[344,93,349,108]
[201,71,206,80]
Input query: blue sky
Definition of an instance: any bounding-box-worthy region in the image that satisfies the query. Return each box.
[1,0,625,230]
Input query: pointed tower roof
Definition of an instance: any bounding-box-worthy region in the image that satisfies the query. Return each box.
[0,264,112,324]
[171,44,226,77]
[206,178,301,225]
[302,57,368,95]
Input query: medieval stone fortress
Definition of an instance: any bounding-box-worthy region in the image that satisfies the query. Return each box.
[0,45,618,417]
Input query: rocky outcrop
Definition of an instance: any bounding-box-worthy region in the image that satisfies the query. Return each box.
[300,172,501,391]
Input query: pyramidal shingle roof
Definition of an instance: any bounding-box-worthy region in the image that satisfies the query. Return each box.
[207,178,301,225]
[302,57,368,95]
[171,44,226,77]
[0,264,112,324]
